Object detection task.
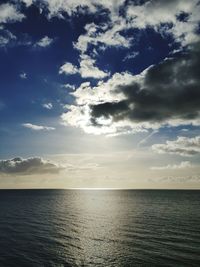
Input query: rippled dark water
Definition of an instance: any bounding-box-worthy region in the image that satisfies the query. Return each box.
[0,190,200,266]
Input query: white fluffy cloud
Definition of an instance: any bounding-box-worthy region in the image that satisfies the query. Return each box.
[39,0,125,18]
[79,54,109,79]
[59,62,79,75]
[22,123,55,131]
[13,0,200,62]
[0,3,25,24]
[74,20,131,55]
[71,0,200,66]
[35,36,54,48]
[59,55,109,79]
[151,161,193,170]
[127,0,200,46]
[0,3,24,47]
[152,136,200,157]
[21,0,33,7]
[43,1,129,80]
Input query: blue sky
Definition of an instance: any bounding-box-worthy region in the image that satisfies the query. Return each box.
[0,0,200,188]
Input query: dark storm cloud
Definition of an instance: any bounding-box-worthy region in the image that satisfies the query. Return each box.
[0,157,63,175]
[91,101,128,122]
[90,42,200,125]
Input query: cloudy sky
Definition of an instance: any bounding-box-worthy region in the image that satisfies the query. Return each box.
[0,0,200,189]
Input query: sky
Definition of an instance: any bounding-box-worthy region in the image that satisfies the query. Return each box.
[0,0,200,189]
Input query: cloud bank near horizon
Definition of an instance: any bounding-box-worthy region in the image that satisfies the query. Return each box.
[0,157,63,175]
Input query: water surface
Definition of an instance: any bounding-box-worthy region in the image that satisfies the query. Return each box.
[0,190,200,266]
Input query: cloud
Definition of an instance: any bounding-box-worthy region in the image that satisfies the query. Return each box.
[61,72,147,135]
[127,0,200,46]
[0,157,63,175]
[35,36,53,48]
[21,0,33,7]
[40,0,200,97]
[61,42,200,134]
[59,62,79,75]
[155,174,200,183]
[39,0,125,18]
[62,84,76,90]
[14,0,199,55]
[19,72,27,79]
[72,0,198,54]
[0,28,17,47]
[151,161,193,170]
[37,0,200,94]
[45,2,128,80]
[59,55,109,79]
[0,25,33,48]
[0,36,9,46]
[0,3,25,24]
[123,52,139,62]
[79,54,109,79]
[138,130,158,147]
[74,20,131,55]
[70,0,200,69]
[22,123,55,131]
[89,43,200,126]
[42,103,53,109]
[152,136,200,157]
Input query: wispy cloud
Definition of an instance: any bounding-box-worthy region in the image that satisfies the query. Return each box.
[62,84,76,91]
[152,136,200,157]
[0,28,17,47]
[42,103,53,110]
[123,51,139,61]
[22,123,55,131]
[35,36,54,48]
[151,161,193,170]
[19,72,27,79]
[138,130,158,147]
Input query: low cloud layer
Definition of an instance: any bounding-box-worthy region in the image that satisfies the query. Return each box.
[0,157,63,175]
[151,161,192,170]
[152,136,200,157]
[62,42,200,135]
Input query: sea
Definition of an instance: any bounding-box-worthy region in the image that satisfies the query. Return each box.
[0,190,200,267]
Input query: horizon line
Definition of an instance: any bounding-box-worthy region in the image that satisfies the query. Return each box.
[0,188,200,190]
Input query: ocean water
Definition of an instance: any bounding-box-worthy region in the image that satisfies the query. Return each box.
[0,190,200,267]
